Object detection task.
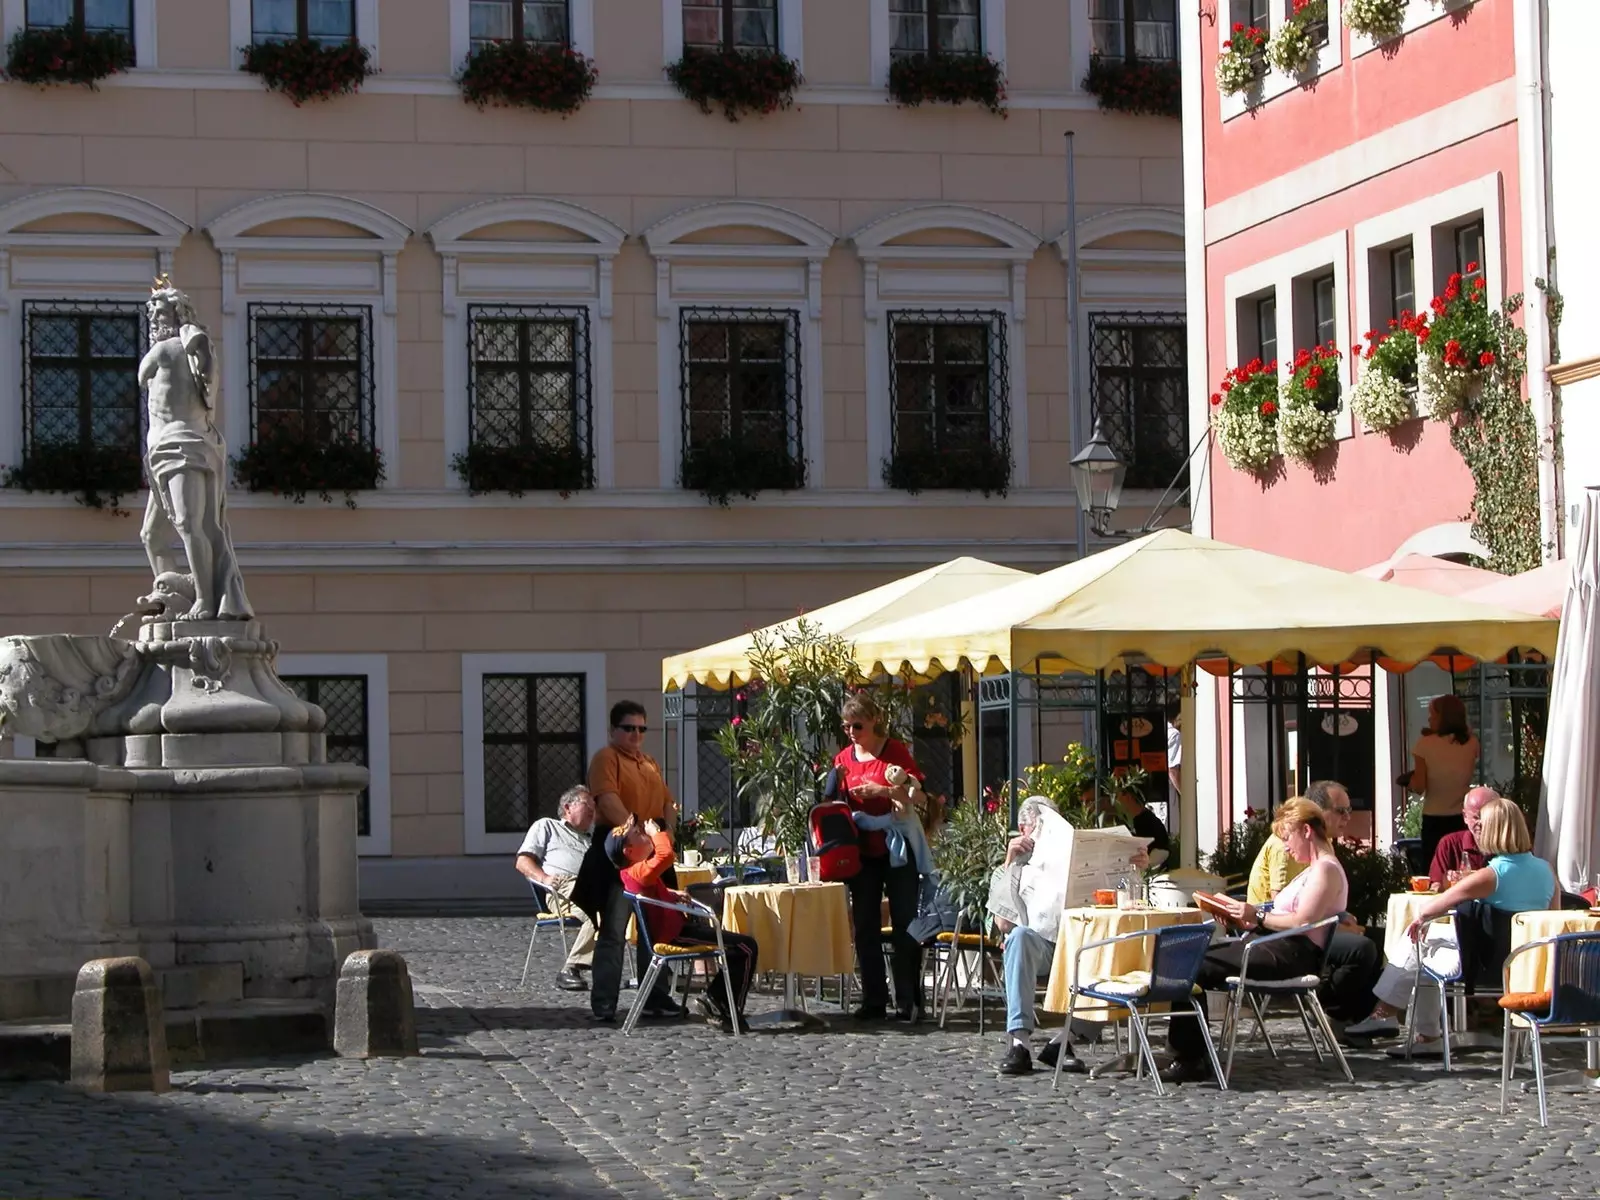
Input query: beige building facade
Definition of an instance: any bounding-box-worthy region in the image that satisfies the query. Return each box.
[0,0,1184,901]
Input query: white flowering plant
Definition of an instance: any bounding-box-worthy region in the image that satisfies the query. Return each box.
[1215,23,1267,95]
[1351,313,1424,432]
[1343,0,1409,39]
[1277,343,1341,463]
[1210,358,1281,473]
[1267,0,1326,75]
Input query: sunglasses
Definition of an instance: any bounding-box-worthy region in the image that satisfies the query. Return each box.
[617,723,647,734]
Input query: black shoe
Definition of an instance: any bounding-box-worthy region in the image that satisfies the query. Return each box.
[693,995,722,1022]
[642,997,687,1019]
[852,1004,888,1021]
[1156,1057,1212,1085]
[591,1010,616,1024]
[555,970,588,992]
[719,1012,752,1034]
[998,1044,1033,1075]
[1037,1040,1086,1074]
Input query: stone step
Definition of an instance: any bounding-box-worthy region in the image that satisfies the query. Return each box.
[0,1021,72,1081]
[0,962,245,1022]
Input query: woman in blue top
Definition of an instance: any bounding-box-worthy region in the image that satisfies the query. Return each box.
[1403,797,1557,940]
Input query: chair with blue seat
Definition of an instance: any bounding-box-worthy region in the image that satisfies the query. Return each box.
[1220,914,1353,1085]
[518,879,585,988]
[621,890,743,1037]
[1055,920,1226,1096]
[1499,930,1600,1126]
[1406,907,1517,1070]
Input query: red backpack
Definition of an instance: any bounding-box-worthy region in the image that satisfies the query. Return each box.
[807,802,861,882]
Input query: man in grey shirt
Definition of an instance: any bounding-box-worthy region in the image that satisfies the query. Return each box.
[515,785,598,991]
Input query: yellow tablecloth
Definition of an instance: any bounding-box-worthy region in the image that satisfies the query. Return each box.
[675,864,718,888]
[1509,910,1600,993]
[722,882,854,977]
[1383,892,1449,963]
[1043,906,1206,1020]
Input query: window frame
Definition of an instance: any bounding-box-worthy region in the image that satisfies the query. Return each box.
[479,672,589,836]
[250,0,357,42]
[279,674,373,837]
[889,0,983,58]
[467,0,571,49]
[24,0,131,36]
[1385,243,1415,324]
[276,652,391,857]
[885,308,1010,470]
[871,0,1000,85]
[1216,0,1343,123]
[1088,0,1178,64]
[663,0,797,69]
[1451,218,1486,284]
[1087,310,1188,492]
[4,0,154,66]
[246,301,376,449]
[677,306,805,484]
[682,0,778,52]
[228,0,377,67]
[1307,270,1337,352]
[19,299,147,464]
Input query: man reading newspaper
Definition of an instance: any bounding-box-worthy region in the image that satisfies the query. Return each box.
[990,796,1150,1076]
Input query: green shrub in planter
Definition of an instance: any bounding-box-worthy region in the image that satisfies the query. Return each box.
[231,423,384,507]
[451,441,590,495]
[457,40,597,114]
[2,441,143,512]
[240,37,372,105]
[666,47,801,121]
[680,436,804,505]
[3,22,132,89]
[887,51,1006,115]
[881,443,1011,497]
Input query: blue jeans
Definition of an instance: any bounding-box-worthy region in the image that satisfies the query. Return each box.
[1003,925,1055,1035]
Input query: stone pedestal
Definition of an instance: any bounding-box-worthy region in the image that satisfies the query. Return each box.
[70,957,170,1093]
[333,950,418,1059]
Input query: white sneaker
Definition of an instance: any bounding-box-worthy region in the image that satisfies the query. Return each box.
[1344,1013,1400,1038]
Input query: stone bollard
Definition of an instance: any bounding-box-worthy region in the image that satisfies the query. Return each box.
[333,949,418,1059]
[71,957,171,1093]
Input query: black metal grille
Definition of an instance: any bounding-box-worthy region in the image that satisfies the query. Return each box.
[481,673,586,834]
[1089,312,1188,490]
[20,301,146,457]
[693,691,753,830]
[679,306,805,480]
[887,309,1009,454]
[467,304,593,487]
[247,303,374,445]
[283,675,370,837]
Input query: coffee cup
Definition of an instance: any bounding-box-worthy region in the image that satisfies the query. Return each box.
[1409,876,1433,893]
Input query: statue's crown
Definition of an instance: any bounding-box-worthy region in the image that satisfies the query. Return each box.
[151,273,173,294]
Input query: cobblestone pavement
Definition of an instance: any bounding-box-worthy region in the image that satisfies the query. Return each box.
[3,917,1599,1199]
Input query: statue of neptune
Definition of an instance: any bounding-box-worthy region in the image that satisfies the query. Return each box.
[138,278,253,621]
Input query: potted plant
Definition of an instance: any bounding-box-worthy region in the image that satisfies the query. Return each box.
[1210,357,1281,472]
[1277,342,1342,464]
[231,422,385,507]
[1351,310,1426,433]
[450,441,589,496]
[1418,268,1496,418]
[887,52,1006,115]
[1203,808,1272,885]
[1081,54,1180,118]
[881,442,1011,497]
[1215,23,1268,95]
[239,37,372,106]
[3,20,132,89]
[1343,0,1410,40]
[1007,743,1102,827]
[1267,0,1326,75]
[680,436,805,505]
[931,792,1009,925]
[457,40,597,115]
[1333,838,1412,927]
[666,47,801,121]
[1,441,143,512]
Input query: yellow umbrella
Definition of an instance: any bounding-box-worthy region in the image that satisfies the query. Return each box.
[849,529,1559,678]
[661,557,1032,691]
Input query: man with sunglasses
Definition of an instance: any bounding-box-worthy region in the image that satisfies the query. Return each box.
[580,700,684,1024]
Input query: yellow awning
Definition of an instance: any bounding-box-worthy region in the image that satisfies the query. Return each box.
[661,557,1031,691]
[848,529,1559,678]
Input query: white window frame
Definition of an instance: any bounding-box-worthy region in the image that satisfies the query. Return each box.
[1218,0,1342,124]
[663,0,803,68]
[0,187,186,486]
[1068,0,1180,94]
[228,0,379,69]
[851,203,1036,489]
[427,197,624,491]
[642,201,834,489]
[461,651,608,856]
[205,193,410,490]
[1350,0,1476,58]
[869,0,1004,88]
[1351,173,1503,431]
[276,652,392,857]
[449,0,596,74]
[1,0,156,68]
[1222,231,1353,441]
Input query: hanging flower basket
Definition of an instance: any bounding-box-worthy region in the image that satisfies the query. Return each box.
[681,436,805,505]
[239,38,372,106]
[457,40,597,115]
[1,441,143,512]
[1266,0,1325,75]
[1210,358,1280,472]
[1081,54,1181,118]
[232,423,384,507]
[3,22,132,89]
[1278,343,1342,463]
[1419,269,1495,418]
[451,441,590,495]
[1351,311,1426,432]
[887,52,1007,116]
[1215,24,1268,95]
[666,47,801,121]
[882,443,1012,497]
[1343,0,1410,40]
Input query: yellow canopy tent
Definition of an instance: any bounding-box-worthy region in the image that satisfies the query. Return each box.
[848,529,1559,678]
[660,557,1031,692]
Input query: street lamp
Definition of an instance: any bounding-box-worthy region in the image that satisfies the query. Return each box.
[1070,417,1127,538]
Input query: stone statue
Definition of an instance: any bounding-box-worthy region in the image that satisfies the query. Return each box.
[138,278,252,622]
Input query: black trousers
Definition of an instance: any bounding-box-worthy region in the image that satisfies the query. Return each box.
[847,855,923,1011]
[1420,814,1467,874]
[591,876,674,1019]
[1170,933,1324,1062]
[1320,929,1381,1022]
[678,920,759,1015]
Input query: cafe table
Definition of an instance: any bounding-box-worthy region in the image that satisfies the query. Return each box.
[722,881,854,1026]
[674,863,718,889]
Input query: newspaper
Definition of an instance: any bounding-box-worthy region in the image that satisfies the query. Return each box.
[984,801,1151,942]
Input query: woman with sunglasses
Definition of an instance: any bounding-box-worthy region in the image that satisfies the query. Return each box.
[831,693,927,1021]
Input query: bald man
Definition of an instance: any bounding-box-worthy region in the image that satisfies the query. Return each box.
[1428,786,1494,888]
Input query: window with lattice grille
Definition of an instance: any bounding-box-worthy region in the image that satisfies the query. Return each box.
[890,0,980,56]
[465,305,593,488]
[469,0,569,47]
[247,304,374,446]
[1089,312,1188,491]
[884,311,1010,492]
[25,0,132,35]
[282,675,370,837]
[481,674,587,834]
[252,0,354,41]
[21,301,145,458]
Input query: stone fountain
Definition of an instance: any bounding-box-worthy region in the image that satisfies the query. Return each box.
[0,278,372,1033]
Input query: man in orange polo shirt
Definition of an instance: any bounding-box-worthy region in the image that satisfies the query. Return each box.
[586,699,684,1023]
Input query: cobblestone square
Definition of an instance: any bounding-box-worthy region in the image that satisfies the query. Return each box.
[3,917,1597,1200]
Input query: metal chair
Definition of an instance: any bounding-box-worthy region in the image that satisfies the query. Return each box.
[518,879,584,987]
[620,891,743,1037]
[1499,931,1600,1126]
[1056,920,1225,1096]
[932,910,1005,1032]
[1404,914,1465,1069]
[1220,915,1353,1085]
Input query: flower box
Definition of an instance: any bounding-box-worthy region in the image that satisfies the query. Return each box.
[680,436,805,505]
[1266,0,1326,76]
[666,47,801,122]
[231,423,384,506]
[1278,342,1342,463]
[1419,268,1495,418]
[457,40,597,115]
[239,37,372,106]
[887,52,1006,116]
[1215,24,1268,95]
[1,441,143,511]
[1210,358,1280,473]
[1082,54,1180,119]
[451,441,590,495]
[881,443,1012,497]
[3,22,132,89]
[1352,311,1426,433]
[1343,0,1410,40]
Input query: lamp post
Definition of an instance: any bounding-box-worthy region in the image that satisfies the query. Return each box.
[1071,416,1128,542]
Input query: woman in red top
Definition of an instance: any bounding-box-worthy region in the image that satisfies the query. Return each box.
[832,693,926,1021]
